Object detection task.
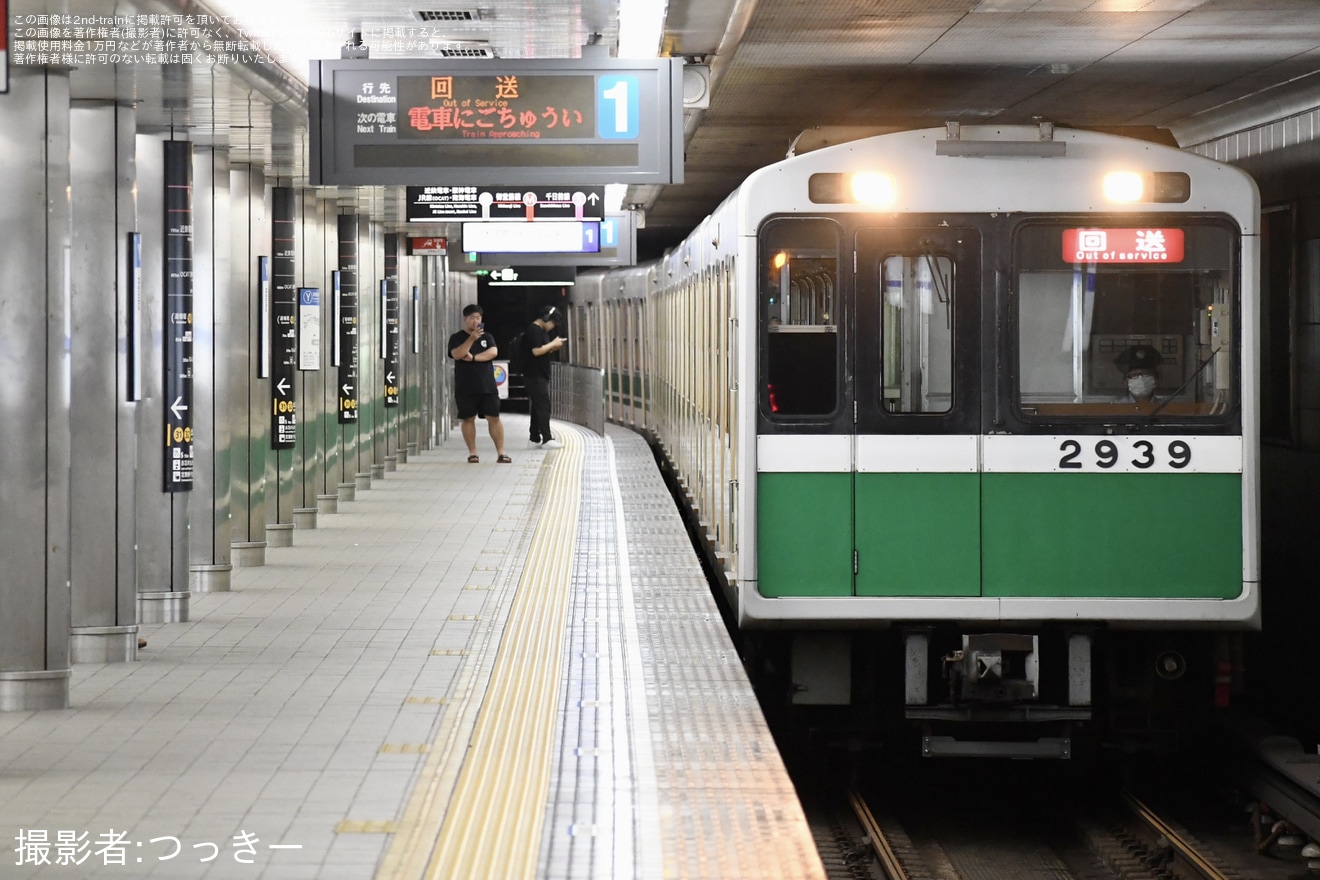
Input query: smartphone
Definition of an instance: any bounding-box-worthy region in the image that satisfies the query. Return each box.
[476,322,484,330]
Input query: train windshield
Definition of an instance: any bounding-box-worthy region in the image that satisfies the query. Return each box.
[760,219,841,417]
[878,253,954,414]
[1014,221,1238,420]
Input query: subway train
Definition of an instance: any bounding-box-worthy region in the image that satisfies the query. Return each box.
[571,124,1260,758]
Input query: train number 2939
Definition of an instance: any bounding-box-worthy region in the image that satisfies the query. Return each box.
[1058,439,1191,470]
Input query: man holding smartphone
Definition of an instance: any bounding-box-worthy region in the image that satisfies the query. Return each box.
[448,303,511,464]
[524,305,565,449]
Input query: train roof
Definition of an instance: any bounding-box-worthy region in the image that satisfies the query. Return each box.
[725,125,1260,234]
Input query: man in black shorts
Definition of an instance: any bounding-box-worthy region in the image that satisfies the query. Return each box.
[448,304,511,463]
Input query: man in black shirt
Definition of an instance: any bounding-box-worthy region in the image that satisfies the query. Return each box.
[524,305,565,448]
[448,304,511,463]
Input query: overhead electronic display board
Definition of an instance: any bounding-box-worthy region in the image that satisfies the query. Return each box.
[309,58,683,186]
[467,212,637,267]
[461,220,601,254]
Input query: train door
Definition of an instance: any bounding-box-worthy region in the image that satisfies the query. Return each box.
[757,219,856,597]
[755,219,982,599]
[852,226,983,596]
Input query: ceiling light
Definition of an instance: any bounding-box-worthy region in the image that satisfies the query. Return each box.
[618,0,666,58]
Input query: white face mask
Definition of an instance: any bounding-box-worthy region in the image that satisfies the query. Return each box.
[1127,375,1156,398]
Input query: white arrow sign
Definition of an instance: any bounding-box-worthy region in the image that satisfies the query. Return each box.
[276,378,290,395]
[170,396,188,420]
[386,372,395,383]
[342,384,354,396]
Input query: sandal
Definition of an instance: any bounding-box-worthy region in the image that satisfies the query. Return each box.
[497,454,513,464]
[467,454,480,463]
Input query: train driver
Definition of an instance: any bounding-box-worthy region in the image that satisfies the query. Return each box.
[1114,344,1163,403]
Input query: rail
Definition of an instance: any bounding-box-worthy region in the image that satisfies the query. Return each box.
[1123,791,1234,880]
[849,791,908,880]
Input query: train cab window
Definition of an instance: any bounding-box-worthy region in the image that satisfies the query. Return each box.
[879,254,954,413]
[760,219,841,417]
[1014,222,1238,419]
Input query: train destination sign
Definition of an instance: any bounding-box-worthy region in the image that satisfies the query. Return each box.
[1063,228,1185,263]
[309,58,683,186]
[406,186,605,222]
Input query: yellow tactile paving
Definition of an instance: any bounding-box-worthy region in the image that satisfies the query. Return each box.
[375,429,584,880]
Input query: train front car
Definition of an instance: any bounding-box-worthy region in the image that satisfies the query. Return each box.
[740,125,1259,758]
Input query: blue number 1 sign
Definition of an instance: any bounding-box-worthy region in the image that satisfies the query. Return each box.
[597,75,639,139]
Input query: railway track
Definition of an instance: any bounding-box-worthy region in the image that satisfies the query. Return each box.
[795,716,1320,880]
[816,784,1252,880]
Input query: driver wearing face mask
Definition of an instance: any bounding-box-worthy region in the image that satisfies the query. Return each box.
[1114,344,1163,403]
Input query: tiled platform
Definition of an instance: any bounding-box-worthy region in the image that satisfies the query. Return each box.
[0,416,823,880]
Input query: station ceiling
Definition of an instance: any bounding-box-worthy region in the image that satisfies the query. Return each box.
[30,0,1320,256]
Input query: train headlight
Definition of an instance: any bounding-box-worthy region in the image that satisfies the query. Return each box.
[807,171,899,206]
[850,172,896,206]
[1103,171,1192,204]
[1103,171,1145,202]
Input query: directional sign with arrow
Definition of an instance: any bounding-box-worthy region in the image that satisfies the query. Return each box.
[383,266,401,408]
[271,187,299,449]
[163,140,195,492]
[336,226,361,425]
[407,185,606,222]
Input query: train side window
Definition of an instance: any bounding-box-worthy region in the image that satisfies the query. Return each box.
[879,254,954,414]
[760,219,841,417]
[1014,222,1237,419]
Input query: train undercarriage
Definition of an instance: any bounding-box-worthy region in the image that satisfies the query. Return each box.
[745,625,1242,761]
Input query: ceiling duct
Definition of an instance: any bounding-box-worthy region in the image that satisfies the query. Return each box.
[433,42,496,58]
[416,8,483,22]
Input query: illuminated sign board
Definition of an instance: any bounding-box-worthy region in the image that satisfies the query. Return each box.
[1063,228,1184,263]
[406,185,605,222]
[467,212,637,268]
[409,237,448,256]
[461,221,601,254]
[309,58,683,186]
[485,266,577,287]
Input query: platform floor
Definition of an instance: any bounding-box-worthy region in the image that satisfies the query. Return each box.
[0,416,824,880]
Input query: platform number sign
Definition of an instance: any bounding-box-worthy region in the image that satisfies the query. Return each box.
[597,75,639,139]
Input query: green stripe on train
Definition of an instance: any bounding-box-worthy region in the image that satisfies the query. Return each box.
[856,473,981,597]
[758,471,1243,599]
[981,472,1242,599]
[757,472,854,597]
